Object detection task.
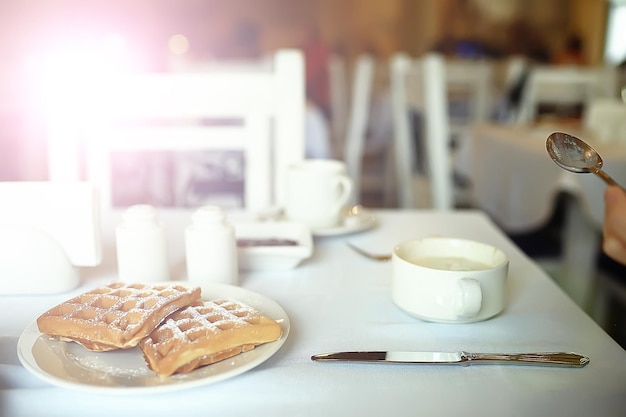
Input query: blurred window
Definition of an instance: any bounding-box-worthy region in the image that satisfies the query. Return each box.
[605,1,626,64]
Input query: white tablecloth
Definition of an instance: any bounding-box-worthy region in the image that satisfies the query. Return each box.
[456,123,626,306]
[1,209,625,416]
[457,123,626,231]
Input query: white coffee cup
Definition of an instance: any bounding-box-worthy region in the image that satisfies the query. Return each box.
[391,237,509,323]
[285,159,353,229]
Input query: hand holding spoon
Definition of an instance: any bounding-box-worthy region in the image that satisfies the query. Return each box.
[546,132,626,191]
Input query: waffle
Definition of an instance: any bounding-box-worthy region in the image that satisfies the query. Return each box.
[36,282,201,351]
[139,299,282,377]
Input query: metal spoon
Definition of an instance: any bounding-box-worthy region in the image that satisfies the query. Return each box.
[546,132,625,189]
[346,242,391,262]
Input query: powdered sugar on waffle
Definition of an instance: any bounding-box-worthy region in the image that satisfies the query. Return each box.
[139,298,282,376]
[37,282,201,351]
[158,299,260,340]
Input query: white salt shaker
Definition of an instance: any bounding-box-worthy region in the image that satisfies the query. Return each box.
[185,205,238,286]
[115,204,169,282]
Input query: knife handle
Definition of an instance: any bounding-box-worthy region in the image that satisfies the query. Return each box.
[461,351,589,367]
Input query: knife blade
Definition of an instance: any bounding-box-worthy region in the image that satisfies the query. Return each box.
[311,351,589,367]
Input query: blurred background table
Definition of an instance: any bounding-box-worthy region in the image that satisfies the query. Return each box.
[456,122,626,311]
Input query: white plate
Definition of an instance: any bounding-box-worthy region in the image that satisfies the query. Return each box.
[17,284,290,395]
[312,207,377,237]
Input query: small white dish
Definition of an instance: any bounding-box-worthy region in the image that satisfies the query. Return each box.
[311,206,377,237]
[235,221,313,270]
[17,284,290,394]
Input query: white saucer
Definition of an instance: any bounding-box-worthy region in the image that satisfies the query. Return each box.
[311,207,377,237]
[17,284,290,394]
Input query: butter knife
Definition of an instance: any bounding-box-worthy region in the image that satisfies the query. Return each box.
[311,351,589,367]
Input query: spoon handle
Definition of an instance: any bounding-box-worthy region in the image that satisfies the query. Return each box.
[593,168,626,192]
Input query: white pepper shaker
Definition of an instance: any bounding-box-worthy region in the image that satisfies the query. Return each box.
[115,204,169,282]
[185,205,238,286]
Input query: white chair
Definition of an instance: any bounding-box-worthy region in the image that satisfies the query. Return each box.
[343,54,375,206]
[493,55,528,123]
[344,53,472,209]
[328,53,350,158]
[516,65,617,124]
[444,58,493,139]
[47,49,305,215]
[502,55,528,93]
[390,52,458,210]
[389,53,416,209]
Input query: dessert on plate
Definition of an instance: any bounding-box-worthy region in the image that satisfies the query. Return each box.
[139,298,283,376]
[36,282,202,351]
[35,281,282,377]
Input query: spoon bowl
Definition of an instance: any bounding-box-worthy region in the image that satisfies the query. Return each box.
[546,132,624,188]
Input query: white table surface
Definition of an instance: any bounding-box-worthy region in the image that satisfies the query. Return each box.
[456,123,626,306]
[1,209,625,417]
[457,123,626,231]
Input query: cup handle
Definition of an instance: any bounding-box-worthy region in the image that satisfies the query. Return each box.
[332,175,353,213]
[454,278,482,318]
